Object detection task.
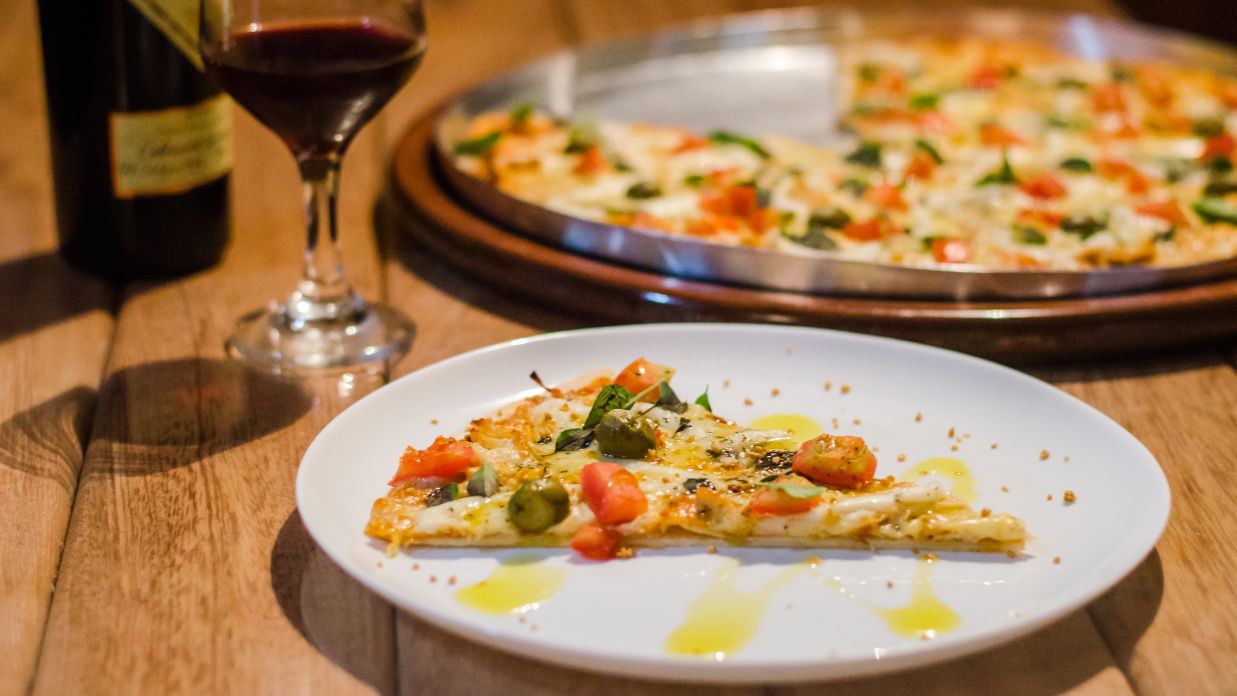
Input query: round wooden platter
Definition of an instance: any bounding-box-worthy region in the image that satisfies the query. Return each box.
[390,109,1237,363]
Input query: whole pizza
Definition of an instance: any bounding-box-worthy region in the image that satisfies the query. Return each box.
[449,38,1237,271]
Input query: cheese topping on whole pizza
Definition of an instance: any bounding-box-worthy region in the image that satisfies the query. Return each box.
[449,38,1237,271]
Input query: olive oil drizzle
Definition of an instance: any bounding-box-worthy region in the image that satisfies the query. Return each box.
[747,414,824,445]
[665,557,814,658]
[825,558,961,638]
[901,457,976,502]
[455,556,567,614]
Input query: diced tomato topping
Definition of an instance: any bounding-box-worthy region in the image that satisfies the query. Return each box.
[1095,157,1150,192]
[913,110,956,133]
[903,150,938,180]
[931,238,973,264]
[1111,120,1141,140]
[980,123,1027,147]
[580,461,648,526]
[1001,251,1044,269]
[671,133,709,154]
[574,145,607,175]
[1091,83,1128,113]
[389,436,476,486]
[1017,208,1065,227]
[1137,71,1174,107]
[792,434,878,489]
[1201,133,1235,161]
[571,524,623,560]
[968,64,1006,90]
[1018,173,1068,200]
[863,181,908,211]
[1135,199,1189,225]
[750,487,821,516]
[875,69,907,95]
[613,358,675,399]
[840,218,896,242]
[628,212,672,233]
[1125,169,1151,194]
[701,185,759,218]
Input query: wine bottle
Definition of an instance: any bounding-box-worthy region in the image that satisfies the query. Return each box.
[37,0,232,279]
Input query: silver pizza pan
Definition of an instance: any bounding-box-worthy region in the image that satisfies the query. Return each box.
[433,7,1237,300]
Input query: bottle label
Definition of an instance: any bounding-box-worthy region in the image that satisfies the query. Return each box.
[126,0,203,70]
[110,94,233,198]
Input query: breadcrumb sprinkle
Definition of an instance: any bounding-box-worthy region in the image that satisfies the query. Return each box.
[981,507,991,517]
[1064,490,1076,504]
[430,419,439,425]
[771,387,781,397]
[897,453,906,462]
[743,397,753,406]
[615,546,635,559]
[447,575,457,586]
[915,412,923,422]
[1039,449,1051,461]
[947,427,956,438]
[706,545,717,554]
[824,381,832,391]
[1000,486,1009,493]
[840,385,851,395]
[1053,556,1061,565]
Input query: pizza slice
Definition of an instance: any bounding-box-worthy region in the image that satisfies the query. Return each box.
[366,359,1027,560]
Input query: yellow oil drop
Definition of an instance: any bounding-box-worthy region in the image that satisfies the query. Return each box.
[748,414,823,445]
[666,557,809,658]
[455,556,567,615]
[826,559,961,638]
[902,457,976,502]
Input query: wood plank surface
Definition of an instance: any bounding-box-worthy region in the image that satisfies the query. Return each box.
[9,0,1236,694]
[31,106,398,694]
[1040,354,1237,695]
[0,1,116,694]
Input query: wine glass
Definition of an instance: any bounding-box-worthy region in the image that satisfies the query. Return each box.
[201,0,424,371]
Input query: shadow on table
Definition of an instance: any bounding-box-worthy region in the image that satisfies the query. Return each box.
[1085,550,1165,672]
[0,385,97,494]
[85,358,313,474]
[0,251,115,345]
[373,194,589,334]
[1031,349,1236,385]
[271,510,398,695]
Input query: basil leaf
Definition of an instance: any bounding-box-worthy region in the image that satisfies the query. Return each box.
[857,63,881,83]
[1013,226,1047,245]
[1045,115,1088,131]
[1203,179,1237,197]
[909,92,939,111]
[976,153,1018,187]
[838,178,869,196]
[1061,214,1109,239]
[683,173,707,187]
[425,483,460,507]
[554,428,594,452]
[1059,157,1094,173]
[626,182,662,199]
[1193,118,1225,139]
[708,131,771,159]
[466,463,499,497]
[453,131,502,157]
[1111,65,1134,82]
[845,141,883,167]
[1057,77,1089,89]
[563,120,602,154]
[584,384,634,429]
[758,481,825,499]
[509,102,535,125]
[694,388,712,412]
[914,138,944,164]
[656,382,688,413]
[1154,227,1176,243]
[1207,156,1233,174]
[1193,197,1237,224]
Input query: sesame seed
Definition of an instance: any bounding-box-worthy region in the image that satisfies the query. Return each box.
[915,412,923,422]
[950,444,959,452]
[886,580,894,589]
[897,454,906,462]
[723,379,731,388]
[991,443,998,450]
[1046,494,1054,501]
[1000,486,1009,493]
[1039,449,1050,460]
[430,419,439,425]
[947,427,956,438]
[743,398,753,406]
[840,385,851,395]
[1053,556,1061,565]
[448,575,457,586]
[771,387,781,397]
[852,418,862,425]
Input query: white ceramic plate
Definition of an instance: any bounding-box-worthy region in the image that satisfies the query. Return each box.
[296,324,1169,683]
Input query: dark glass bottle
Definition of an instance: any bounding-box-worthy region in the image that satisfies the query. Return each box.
[37,0,231,279]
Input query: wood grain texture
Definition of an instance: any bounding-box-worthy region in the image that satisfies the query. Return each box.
[1039,354,1237,696]
[0,1,115,694]
[31,104,398,694]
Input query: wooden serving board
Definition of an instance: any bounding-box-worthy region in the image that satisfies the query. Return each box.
[390,109,1237,363]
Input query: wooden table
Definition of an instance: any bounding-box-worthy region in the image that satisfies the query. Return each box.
[3,1,1235,694]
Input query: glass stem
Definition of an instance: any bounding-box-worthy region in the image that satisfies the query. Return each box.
[287,154,365,325]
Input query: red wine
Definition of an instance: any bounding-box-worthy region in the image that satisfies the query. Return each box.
[37,0,232,279]
[205,21,425,157]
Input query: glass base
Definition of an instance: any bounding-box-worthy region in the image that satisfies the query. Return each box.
[226,301,414,373]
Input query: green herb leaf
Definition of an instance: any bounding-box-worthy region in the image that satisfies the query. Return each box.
[626,182,662,199]
[584,384,635,429]
[1110,65,1134,82]
[708,131,771,159]
[1013,226,1047,245]
[563,120,602,154]
[554,428,595,452]
[1044,115,1088,131]
[1193,197,1237,224]
[466,463,500,497]
[655,381,688,413]
[838,178,869,196]
[453,131,502,157]
[1203,179,1237,197]
[1059,157,1094,173]
[509,102,535,125]
[920,235,942,251]
[694,388,712,412]
[858,63,881,83]
[683,173,707,187]
[908,92,939,111]
[1056,77,1089,90]
[1207,155,1233,175]
[1193,118,1226,139]
[914,138,944,164]
[683,477,715,494]
[976,153,1019,187]
[1153,227,1177,243]
[845,141,883,167]
[425,483,460,507]
[1061,214,1109,239]
[758,481,826,499]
